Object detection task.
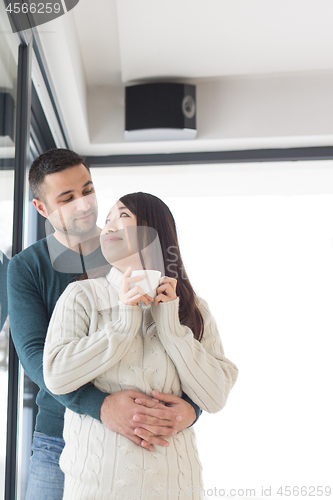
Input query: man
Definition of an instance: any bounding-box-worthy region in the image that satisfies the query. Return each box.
[7,149,201,499]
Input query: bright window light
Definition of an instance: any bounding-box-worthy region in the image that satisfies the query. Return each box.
[92,161,333,498]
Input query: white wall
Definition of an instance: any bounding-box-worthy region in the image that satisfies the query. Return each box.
[197,71,333,143]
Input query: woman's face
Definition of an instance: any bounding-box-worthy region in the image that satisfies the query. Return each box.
[100,201,139,265]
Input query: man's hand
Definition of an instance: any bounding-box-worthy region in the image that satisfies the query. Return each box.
[133,391,197,448]
[100,390,181,451]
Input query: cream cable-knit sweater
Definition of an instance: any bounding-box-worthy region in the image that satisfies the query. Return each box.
[44,268,238,499]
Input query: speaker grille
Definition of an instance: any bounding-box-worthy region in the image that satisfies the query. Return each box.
[125,83,196,133]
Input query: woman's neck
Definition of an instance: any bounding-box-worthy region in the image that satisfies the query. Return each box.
[111,253,145,273]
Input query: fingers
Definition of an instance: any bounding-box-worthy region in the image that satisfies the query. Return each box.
[121,271,177,306]
[129,433,148,447]
[122,267,145,285]
[151,391,196,430]
[133,405,181,422]
[159,276,177,292]
[141,441,155,451]
[99,391,161,451]
[140,440,155,450]
[125,289,150,305]
[120,267,144,293]
[121,431,156,452]
[122,267,145,280]
[154,283,177,306]
[154,294,168,306]
[120,284,153,306]
[123,389,154,400]
[133,416,179,437]
[99,390,184,451]
[133,413,175,428]
[135,423,176,438]
[156,283,169,293]
[151,390,180,405]
[125,275,146,284]
[123,266,133,278]
[134,427,171,447]
[134,396,160,408]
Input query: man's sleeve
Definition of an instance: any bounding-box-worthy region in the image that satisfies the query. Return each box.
[181,392,202,425]
[7,256,107,420]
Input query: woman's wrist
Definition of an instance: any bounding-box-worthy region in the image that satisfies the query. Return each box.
[151,297,182,332]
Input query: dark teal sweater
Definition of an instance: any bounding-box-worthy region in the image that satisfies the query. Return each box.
[8,236,110,437]
[7,235,200,438]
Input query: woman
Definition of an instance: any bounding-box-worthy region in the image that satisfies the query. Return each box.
[43,192,238,500]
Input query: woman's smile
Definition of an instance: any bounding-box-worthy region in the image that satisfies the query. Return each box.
[104,235,123,243]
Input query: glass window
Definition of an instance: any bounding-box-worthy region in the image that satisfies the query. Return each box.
[0,171,14,500]
[0,1,18,497]
[91,161,333,493]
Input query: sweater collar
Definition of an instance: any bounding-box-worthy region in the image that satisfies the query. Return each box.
[106,267,124,288]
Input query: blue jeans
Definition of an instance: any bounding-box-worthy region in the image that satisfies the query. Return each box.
[25,432,65,500]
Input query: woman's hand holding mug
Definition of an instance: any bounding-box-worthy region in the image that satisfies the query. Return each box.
[120,267,153,306]
[120,268,177,306]
[154,277,177,306]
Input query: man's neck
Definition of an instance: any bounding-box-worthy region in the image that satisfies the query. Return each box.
[53,227,101,255]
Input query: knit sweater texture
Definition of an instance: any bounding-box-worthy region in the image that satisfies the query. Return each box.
[44,267,238,499]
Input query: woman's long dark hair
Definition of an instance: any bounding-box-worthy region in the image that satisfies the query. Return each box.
[119,192,204,341]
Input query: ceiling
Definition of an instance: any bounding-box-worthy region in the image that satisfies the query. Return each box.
[75,0,333,82]
[35,0,333,156]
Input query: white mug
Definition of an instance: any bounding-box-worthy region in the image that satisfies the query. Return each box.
[130,270,162,298]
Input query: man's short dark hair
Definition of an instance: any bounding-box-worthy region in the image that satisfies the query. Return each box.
[29,148,90,200]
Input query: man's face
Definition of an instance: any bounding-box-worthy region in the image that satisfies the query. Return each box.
[36,164,98,237]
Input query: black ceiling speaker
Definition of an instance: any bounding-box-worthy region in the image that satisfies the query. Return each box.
[125,82,196,142]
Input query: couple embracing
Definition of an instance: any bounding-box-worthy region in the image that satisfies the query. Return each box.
[8,148,238,499]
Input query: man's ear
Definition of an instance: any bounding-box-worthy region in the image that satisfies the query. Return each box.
[32,198,48,219]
